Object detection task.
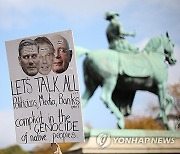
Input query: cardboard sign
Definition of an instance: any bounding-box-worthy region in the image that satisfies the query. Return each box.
[5,30,84,144]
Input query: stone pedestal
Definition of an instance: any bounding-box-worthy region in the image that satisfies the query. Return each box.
[65,129,180,154]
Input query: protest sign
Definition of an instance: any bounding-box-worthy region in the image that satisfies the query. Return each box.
[5,30,84,144]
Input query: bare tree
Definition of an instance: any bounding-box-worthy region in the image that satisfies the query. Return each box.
[168,82,180,116]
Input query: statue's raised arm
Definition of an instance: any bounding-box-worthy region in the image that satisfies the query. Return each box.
[105,11,139,53]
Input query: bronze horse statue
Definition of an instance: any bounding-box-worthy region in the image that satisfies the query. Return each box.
[76,33,176,129]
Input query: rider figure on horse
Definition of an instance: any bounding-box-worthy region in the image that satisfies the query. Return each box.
[105,11,139,53]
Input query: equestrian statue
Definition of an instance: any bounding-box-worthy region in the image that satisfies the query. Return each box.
[75,12,177,130]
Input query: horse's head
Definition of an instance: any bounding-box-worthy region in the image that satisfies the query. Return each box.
[164,32,176,65]
[144,33,177,66]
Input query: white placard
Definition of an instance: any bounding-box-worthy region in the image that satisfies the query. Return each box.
[5,30,84,144]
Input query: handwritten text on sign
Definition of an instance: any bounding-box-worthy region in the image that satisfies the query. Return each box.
[11,74,83,143]
[12,75,80,110]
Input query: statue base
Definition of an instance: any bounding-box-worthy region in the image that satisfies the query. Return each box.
[65,129,180,154]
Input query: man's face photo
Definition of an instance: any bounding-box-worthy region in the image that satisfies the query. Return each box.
[38,43,54,75]
[51,35,72,74]
[19,44,39,76]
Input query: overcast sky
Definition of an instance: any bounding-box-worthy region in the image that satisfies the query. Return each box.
[0,0,180,150]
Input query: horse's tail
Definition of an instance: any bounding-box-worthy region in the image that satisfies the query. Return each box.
[75,46,89,59]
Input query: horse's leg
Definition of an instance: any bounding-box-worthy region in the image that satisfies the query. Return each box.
[158,93,174,117]
[165,93,174,115]
[81,58,98,108]
[82,82,98,133]
[158,84,172,130]
[100,76,125,129]
[81,83,98,108]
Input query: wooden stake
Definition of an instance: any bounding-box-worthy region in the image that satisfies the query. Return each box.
[51,143,62,154]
